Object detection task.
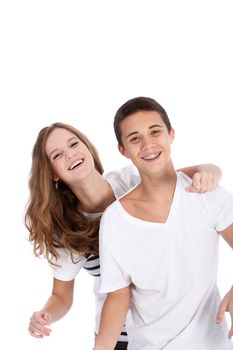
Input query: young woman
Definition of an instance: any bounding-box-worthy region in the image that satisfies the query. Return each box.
[25,122,222,350]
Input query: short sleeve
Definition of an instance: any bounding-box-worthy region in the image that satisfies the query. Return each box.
[52,249,87,281]
[99,246,131,293]
[98,208,131,293]
[104,165,140,199]
[206,186,233,232]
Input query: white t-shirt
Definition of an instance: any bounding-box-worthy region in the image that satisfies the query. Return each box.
[99,172,233,350]
[52,165,140,340]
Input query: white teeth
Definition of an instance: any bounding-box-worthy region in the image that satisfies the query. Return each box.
[69,159,83,170]
[144,154,156,160]
[142,152,161,160]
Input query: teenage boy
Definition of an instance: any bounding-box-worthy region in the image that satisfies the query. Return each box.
[93,97,233,350]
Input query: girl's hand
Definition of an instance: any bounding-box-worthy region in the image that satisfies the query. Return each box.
[186,170,219,193]
[28,311,52,338]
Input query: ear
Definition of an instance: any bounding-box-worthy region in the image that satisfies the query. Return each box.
[169,127,175,144]
[118,144,129,159]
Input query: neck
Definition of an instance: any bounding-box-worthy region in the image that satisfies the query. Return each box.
[138,164,177,201]
[70,170,115,213]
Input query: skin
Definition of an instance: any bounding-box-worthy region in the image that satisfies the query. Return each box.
[46,128,115,213]
[216,224,233,338]
[94,111,233,349]
[29,128,115,338]
[28,127,223,339]
[118,111,177,223]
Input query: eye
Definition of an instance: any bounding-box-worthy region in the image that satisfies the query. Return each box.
[151,129,161,136]
[129,136,141,143]
[53,153,62,160]
[70,141,79,148]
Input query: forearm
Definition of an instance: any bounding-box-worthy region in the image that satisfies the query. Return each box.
[94,286,131,350]
[29,279,74,338]
[41,293,73,323]
[179,163,222,179]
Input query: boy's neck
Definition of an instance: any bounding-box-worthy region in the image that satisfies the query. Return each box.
[120,165,177,223]
[138,164,177,201]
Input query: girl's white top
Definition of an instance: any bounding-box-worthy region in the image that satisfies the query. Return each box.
[52,165,140,341]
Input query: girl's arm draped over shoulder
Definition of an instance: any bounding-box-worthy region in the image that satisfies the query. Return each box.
[178,163,222,193]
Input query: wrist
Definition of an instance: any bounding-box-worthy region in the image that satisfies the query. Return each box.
[93,346,111,350]
[94,338,114,350]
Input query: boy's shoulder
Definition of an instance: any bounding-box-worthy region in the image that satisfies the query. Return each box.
[177,171,233,203]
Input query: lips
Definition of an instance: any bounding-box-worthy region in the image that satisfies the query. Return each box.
[68,158,84,170]
[141,151,162,161]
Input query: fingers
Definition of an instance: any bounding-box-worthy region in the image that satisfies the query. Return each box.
[216,286,233,340]
[216,293,233,340]
[216,299,227,324]
[28,312,52,338]
[185,185,200,193]
[227,304,233,339]
[186,172,218,193]
[228,321,233,339]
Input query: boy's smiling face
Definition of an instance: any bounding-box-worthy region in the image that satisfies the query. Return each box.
[118,110,175,175]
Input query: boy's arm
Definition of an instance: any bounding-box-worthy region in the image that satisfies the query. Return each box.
[220,223,233,249]
[93,286,131,350]
[216,286,233,339]
[216,223,233,338]
[178,163,222,193]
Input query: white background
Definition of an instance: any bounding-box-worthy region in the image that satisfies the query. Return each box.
[0,1,233,349]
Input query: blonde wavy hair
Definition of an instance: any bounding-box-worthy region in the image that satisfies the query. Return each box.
[24,122,104,266]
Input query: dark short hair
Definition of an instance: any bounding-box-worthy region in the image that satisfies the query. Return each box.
[114,96,172,146]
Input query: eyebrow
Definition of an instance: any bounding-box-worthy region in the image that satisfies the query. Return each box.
[126,124,162,139]
[48,136,78,158]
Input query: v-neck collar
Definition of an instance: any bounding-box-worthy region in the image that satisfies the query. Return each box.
[116,172,181,228]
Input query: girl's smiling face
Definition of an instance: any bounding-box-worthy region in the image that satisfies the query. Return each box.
[45,127,95,185]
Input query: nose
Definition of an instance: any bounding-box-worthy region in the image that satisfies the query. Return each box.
[65,149,75,160]
[141,135,153,151]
